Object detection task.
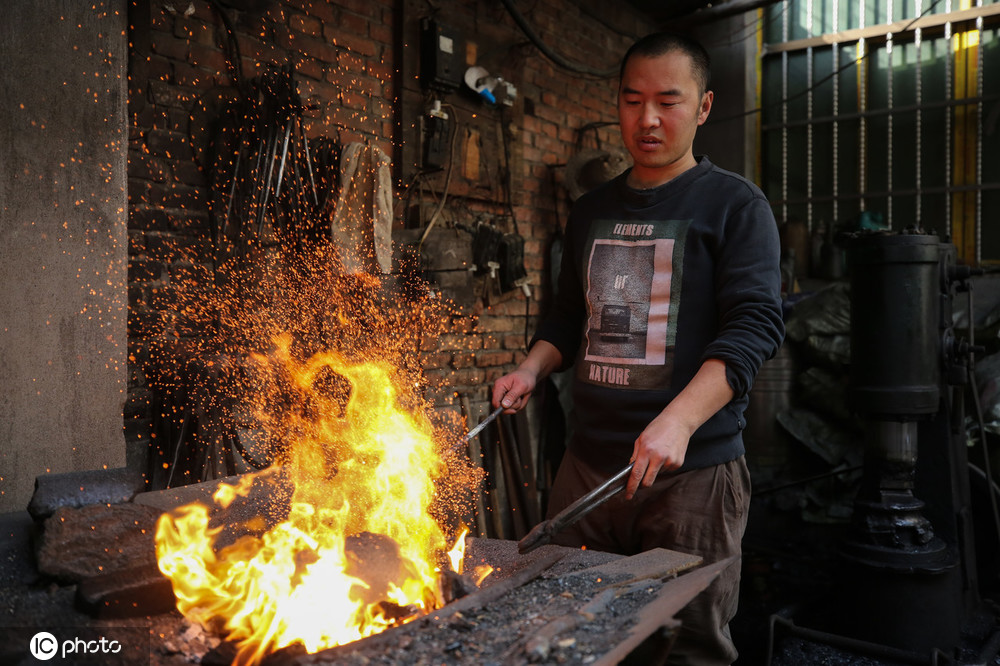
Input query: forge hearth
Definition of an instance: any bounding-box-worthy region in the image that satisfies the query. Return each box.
[2,486,720,666]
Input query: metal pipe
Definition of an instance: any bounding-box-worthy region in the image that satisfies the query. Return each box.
[887,0,894,227]
[833,0,840,226]
[807,0,814,230]
[916,0,924,227]
[781,1,788,223]
[766,615,946,665]
[945,3,953,236]
[976,5,984,266]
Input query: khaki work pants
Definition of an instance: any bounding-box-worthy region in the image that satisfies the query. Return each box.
[545,451,751,665]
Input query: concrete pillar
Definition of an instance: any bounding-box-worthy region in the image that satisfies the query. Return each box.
[0,1,128,512]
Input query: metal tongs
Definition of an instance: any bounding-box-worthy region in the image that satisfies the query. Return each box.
[517,462,635,554]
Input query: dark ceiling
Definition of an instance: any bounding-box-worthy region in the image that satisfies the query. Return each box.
[623,0,715,24]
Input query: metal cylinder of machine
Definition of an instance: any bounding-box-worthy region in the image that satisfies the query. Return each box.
[847,233,943,418]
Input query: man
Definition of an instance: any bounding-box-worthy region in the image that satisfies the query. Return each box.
[492,32,784,664]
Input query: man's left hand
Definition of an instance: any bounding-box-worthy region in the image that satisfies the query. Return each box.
[626,412,694,499]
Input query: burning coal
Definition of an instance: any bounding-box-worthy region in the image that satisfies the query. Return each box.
[151,245,484,665]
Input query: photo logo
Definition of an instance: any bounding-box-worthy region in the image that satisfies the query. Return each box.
[29,632,58,660]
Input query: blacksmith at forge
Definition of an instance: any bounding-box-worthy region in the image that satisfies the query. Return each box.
[492,31,785,665]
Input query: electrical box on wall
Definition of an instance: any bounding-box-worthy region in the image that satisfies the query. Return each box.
[420,18,464,92]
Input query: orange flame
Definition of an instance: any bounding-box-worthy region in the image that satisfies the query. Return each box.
[155,333,470,665]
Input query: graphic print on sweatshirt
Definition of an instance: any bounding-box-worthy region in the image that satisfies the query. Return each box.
[578,218,689,390]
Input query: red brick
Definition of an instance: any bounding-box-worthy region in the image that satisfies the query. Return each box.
[332,11,370,38]
[189,43,228,72]
[451,352,475,369]
[337,50,366,75]
[173,17,215,47]
[128,151,167,182]
[335,0,379,19]
[146,129,193,161]
[502,335,524,350]
[285,0,336,23]
[484,368,507,384]
[289,12,322,37]
[367,61,393,86]
[151,34,190,60]
[370,21,392,46]
[340,88,368,110]
[276,27,338,63]
[475,351,515,367]
[422,352,451,369]
[130,205,170,232]
[174,63,213,87]
[294,57,326,81]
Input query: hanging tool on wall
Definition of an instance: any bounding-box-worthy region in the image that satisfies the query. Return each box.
[208,64,337,272]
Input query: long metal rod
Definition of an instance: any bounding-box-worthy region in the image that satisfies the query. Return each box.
[806,0,814,229]
[760,93,998,130]
[781,0,788,223]
[763,3,1000,54]
[858,0,867,213]
[916,0,924,227]
[769,180,1000,207]
[464,406,503,443]
[832,0,840,226]
[946,3,953,236]
[887,0,894,228]
[976,4,983,265]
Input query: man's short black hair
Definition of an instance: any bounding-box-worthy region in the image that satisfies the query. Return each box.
[619,31,712,95]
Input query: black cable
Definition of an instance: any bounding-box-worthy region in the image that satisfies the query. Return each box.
[207,0,244,92]
[499,0,618,78]
[701,1,788,50]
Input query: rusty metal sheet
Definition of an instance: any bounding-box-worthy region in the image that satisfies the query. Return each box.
[594,555,739,666]
[562,547,703,585]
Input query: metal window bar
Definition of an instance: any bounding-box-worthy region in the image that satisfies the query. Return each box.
[761,93,996,130]
[833,0,840,228]
[916,0,923,227]
[782,0,789,224]
[946,0,953,236]
[763,2,996,257]
[807,0,814,229]
[887,0,894,227]
[858,0,867,213]
[976,3,984,266]
[769,180,1000,208]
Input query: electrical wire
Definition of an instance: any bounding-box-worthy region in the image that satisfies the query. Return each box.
[418,104,458,250]
[701,1,789,50]
[207,0,244,92]
[499,0,618,78]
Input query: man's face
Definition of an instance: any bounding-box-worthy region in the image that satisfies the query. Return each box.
[617,50,713,188]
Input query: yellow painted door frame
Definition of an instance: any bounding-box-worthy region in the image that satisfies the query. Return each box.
[952,0,980,264]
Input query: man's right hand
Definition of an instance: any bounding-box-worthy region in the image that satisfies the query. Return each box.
[491,340,564,413]
[492,368,538,413]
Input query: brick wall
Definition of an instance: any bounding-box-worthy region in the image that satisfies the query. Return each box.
[125,0,647,480]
